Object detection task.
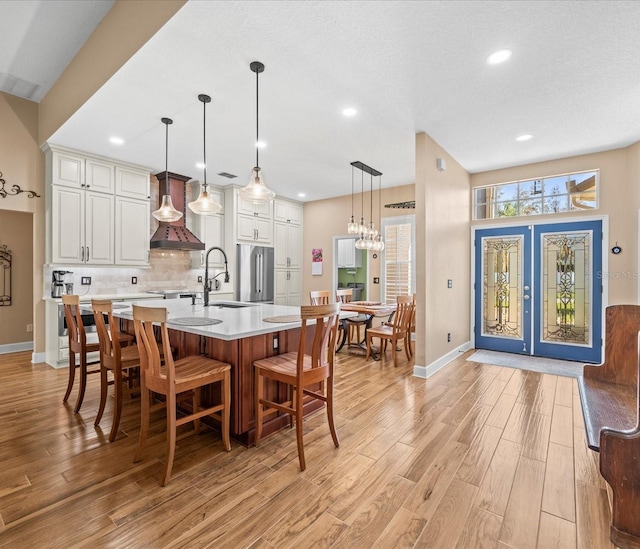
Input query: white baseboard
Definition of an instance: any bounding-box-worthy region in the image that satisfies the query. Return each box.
[32,351,47,364]
[0,341,34,355]
[413,340,472,379]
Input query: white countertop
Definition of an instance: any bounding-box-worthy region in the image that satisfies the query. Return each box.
[112,299,355,341]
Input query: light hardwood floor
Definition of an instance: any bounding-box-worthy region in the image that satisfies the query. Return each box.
[0,348,613,548]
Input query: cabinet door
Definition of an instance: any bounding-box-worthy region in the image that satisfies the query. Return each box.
[115,166,150,199]
[274,270,289,305]
[115,197,150,265]
[287,225,302,268]
[274,222,288,268]
[287,269,301,306]
[238,195,272,218]
[254,217,272,244]
[85,159,114,194]
[198,215,225,267]
[274,200,302,225]
[237,214,257,241]
[85,191,114,264]
[52,151,84,189]
[51,186,84,264]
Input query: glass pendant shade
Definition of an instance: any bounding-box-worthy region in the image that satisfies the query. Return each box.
[347,216,359,234]
[238,167,275,203]
[188,187,222,215]
[355,236,367,250]
[152,117,183,223]
[153,194,183,222]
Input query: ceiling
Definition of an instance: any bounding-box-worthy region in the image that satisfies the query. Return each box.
[3,1,640,202]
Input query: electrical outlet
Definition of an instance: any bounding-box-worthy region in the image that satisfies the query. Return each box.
[26,324,33,333]
[131,277,137,285]
[81,276,91,285]
[197,276,203,283]
[447,279,452,288]
[273,336,279,350]
[447,332,451,342]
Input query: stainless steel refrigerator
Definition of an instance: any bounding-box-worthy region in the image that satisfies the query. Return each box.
[236,244,274,303]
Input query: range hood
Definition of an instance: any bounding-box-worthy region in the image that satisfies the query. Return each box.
[150,171,205,251]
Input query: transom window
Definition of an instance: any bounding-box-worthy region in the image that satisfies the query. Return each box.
[473,170,598,220]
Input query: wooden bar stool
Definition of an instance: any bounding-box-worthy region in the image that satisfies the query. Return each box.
[62,295,102,413]
[92,299,141,442]
[254,303,341,471]
[132,305,231,486]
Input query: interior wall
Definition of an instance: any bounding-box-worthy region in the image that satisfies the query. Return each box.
[415,132,471,369]
[470,145,639,305]
[302,184,415,303]
[0,211,33,346]
[0,92,44,355]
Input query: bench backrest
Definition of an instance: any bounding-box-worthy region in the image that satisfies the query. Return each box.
[583,304,640,386]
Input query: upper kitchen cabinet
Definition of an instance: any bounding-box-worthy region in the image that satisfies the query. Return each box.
[274,199,302,226]
[44,144,151,266]
[225,186,273,245]
[115,166,150,200]
[337,237,362,268]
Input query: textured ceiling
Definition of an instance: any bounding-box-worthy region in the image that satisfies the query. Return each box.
[0,0,114,101]
[8,1,640,202]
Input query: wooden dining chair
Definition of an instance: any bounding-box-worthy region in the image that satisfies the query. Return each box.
[336,288,368,345]
[92,299,141,442]
[309,290,330,305]
[366,298,414,367]
[132,305,231,486]
[62,294,103,413]
[254,303,341,471]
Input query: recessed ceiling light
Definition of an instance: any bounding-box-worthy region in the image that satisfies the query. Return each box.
[196,162,206,169]
[487,49,512,65]
[298,192,306,198]
[109,136,124,145]
[342,108,357,117]
[255,141,266,148]
[516,134,533,142]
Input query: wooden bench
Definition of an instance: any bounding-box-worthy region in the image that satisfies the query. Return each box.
[578,305,640,549]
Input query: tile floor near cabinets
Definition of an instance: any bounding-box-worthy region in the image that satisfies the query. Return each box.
[0,349,612,548]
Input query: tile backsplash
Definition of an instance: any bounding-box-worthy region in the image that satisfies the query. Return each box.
[43,249,232,298]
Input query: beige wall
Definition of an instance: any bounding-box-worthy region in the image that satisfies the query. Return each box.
[0,92,45,352]
[0,211,33,346]
[470,145,640,305]
[303,184,415,303]
[415,132,471,369]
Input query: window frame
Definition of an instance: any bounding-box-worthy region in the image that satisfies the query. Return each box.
[381,214,416,303]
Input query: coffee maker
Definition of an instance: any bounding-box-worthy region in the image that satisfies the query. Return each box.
[51,270,73,297]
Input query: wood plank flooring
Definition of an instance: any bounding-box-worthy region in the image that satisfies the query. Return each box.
[0,348,613,548]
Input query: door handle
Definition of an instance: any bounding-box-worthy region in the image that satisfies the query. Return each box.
[86,247,90,261]
[81,246,85,261]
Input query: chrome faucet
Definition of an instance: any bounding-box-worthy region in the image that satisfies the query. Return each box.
[203,246,230,307]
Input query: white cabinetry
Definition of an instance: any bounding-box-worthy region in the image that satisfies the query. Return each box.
[45,145,150,266]
[273,199,303,306]
[115,197,150,265]
[337,238,362,268]
[275,269,301,306]
[234,193,273,244]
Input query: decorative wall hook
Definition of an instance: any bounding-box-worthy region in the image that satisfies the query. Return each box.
[0,172,41,199]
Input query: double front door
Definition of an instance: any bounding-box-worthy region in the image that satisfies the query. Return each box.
[474,220,603,363]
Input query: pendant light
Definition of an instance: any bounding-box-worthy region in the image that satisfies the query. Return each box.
[372,174,385,252]
[238,61,276,204]
[367,171,378,241]
[347,165,358,234]
[188,94,223,215]
[152,117,183,223]
[355,167,368,249]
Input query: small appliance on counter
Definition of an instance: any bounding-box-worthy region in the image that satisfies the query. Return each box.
[51,270,73,297]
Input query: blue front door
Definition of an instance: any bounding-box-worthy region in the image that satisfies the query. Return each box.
[474,220,602,362]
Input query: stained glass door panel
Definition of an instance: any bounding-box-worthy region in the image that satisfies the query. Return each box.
[533,221,602,362]
[474,226,532,354]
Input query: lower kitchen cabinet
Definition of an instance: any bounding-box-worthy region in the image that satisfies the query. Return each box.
[274,269,301,306]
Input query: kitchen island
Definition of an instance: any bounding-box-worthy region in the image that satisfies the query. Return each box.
[114,299,353,446]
